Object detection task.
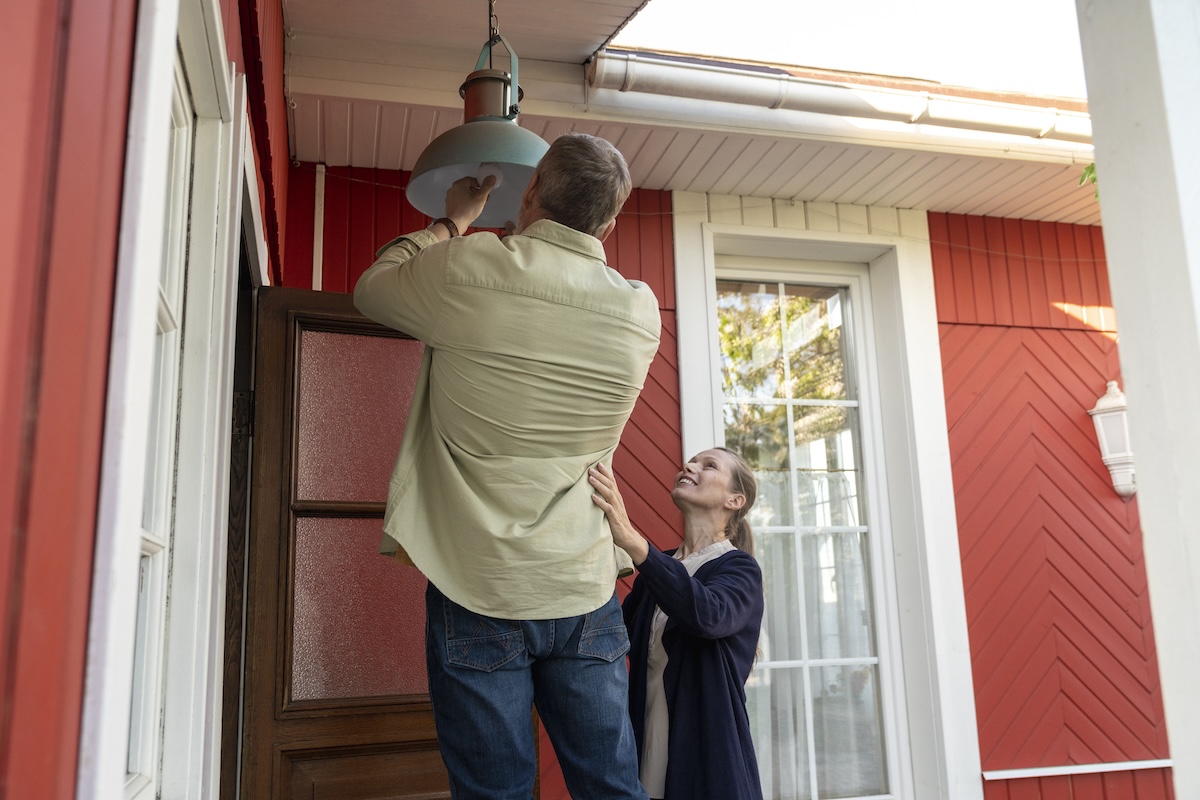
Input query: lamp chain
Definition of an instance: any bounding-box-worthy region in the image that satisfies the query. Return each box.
[488,0,500,56]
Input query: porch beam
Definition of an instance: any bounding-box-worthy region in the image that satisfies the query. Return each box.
[1075,1,1200,796]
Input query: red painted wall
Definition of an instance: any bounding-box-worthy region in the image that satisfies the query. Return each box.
[284,164,429,292]
[282,166,683,797]
[983,769,1174,800]
[0,0,139,794]
[931,213,1172,796]
[240,0,288,280]
[287,185,1174,793]
[222,0,244,74]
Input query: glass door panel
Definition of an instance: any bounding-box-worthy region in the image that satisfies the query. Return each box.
[717,279,890,800]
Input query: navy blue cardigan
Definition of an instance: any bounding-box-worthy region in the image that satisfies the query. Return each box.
[623,545,765,800]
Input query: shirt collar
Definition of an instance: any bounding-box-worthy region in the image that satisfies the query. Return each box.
[521,219,608,263]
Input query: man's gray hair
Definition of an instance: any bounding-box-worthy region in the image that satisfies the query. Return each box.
[535,133,632,238]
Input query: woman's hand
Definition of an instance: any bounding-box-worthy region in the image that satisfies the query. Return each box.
[589,463,650,565]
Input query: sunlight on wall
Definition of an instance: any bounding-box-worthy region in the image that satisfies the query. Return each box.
[1053,301,1117,339]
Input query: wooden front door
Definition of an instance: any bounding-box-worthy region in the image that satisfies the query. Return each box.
[237,287,447,799]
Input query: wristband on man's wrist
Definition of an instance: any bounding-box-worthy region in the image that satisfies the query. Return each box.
[430,217,460,238]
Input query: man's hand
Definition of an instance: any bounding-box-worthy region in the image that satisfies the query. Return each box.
[444,175,498,234]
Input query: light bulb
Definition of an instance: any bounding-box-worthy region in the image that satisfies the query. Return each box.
[477,162,504,189]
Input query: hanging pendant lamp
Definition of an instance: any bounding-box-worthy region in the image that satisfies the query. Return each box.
[406,0,549,229]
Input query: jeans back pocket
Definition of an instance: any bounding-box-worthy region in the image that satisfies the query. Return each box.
[443,598,525,672]
[576,594,630,662]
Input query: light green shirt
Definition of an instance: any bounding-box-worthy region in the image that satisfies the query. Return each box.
[354,220,662,619]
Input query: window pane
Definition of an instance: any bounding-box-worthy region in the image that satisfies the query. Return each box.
[296,332,425,502]
[794,406,863,527]
[141,330,170,531]
[126,556,151,775]
[292,518,429,700]
[748,666,812,800]
[804,532,876,660]
[783,285,850,400]
[718,281,785,400]
[758,530,803,663]
[126,551,164,778]
[813,665,888,798]
[719,277,890,799]
[725,402,791,527]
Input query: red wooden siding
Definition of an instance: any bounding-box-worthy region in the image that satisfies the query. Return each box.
[983,769,1174,800]
[283,162,317,290]
[930,213,1113,331]
[282,168,683,798]
[221,0,244,74]
[933,213,1170,796]
[0,0,138,794]
[240,0,288,279]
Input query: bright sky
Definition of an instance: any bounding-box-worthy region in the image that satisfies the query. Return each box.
[612,0,1088,99]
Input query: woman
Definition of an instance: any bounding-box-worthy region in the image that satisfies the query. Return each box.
[588,448,764,800]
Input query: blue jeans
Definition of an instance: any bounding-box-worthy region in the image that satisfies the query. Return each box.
[425,583,648,800]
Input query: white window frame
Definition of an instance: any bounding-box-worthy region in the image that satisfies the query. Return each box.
[717,257,900,798]
[80,0,246,796]
[672,193,983,800]
[159,59,247,800]
[123,59,195,800]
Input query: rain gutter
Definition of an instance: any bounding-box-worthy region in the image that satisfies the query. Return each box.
[587,50,1092,144]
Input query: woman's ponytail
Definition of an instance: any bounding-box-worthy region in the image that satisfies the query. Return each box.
[717,447,758,557]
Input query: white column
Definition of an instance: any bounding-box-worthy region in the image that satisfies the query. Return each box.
[1075,1,1200,795]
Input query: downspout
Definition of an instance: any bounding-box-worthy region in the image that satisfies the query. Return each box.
[587,51,1092,144]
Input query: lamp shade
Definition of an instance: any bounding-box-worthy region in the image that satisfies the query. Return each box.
[406,119,548,230]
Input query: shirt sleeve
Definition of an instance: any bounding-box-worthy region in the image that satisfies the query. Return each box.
[634,546,763,640]
[352,229,448,343]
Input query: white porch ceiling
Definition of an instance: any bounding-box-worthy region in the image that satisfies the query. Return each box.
[282,2,1101,225]
[283,0,643,65]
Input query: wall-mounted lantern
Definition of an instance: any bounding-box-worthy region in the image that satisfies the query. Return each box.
[1088,380,1136,497]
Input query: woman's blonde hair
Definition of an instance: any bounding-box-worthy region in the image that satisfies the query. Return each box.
[715,447,757,557]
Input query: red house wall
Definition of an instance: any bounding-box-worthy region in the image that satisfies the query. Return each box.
[282,164,683,797]
[931,213,1172,798]
[0,0,139,794]
[240,0,288,279]
[282,182,1176,794]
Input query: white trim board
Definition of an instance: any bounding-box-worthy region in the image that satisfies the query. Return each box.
[1077,1,1200,796]
[158,70,246,797]
[671,192,982,800]
[983,760,1173,781]
[242,127,270,288]
[313,163,326,290]
[176,0,232,121]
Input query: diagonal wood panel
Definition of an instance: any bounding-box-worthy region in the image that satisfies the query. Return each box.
[939,341,1165,774]
[935,213,1169,780]
[943,324,1167,769]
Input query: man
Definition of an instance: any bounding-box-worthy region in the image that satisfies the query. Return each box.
[354,133,660,800]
